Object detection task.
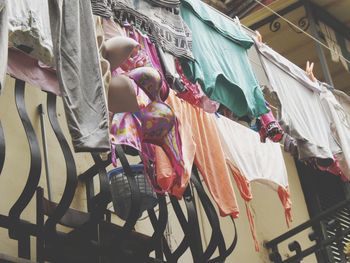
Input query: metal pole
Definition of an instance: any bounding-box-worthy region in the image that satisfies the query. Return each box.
[303,0,334,87]
[38,104,52,201]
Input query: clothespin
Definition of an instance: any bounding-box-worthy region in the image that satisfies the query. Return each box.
[255,30,263,44]
[305,61,317,82]
[234,16,243,31]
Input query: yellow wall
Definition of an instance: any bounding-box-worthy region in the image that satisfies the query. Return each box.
[0,76,314,262]
[0,77,91,259]
[174,150,316,262]
[206,152,317,263]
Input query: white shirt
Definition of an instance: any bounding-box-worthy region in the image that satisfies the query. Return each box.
[215,114,289,191]
[320,86,350,179]
[256,43,337,161]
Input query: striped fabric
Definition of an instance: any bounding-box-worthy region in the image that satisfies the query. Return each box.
[90,0,193,60]
[91,0,114,18]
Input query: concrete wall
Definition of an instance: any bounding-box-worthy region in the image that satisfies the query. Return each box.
[0,77,92,260]
[197,152,317,263]
[0,76,315,262]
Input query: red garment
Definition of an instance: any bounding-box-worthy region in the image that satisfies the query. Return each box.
[259,104,284,143]
[175,59,220,113]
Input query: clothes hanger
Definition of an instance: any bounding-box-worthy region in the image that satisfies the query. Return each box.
[255,30,263,44]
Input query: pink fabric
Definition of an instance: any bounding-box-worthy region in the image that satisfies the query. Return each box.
[111,112,142,154]
[139,101,175,142]
[110,101,184,185]
[109,77,153,165]
[127,67,162,101]
[306,155,345,179]
[127,27,169,102]
[175,59,219,113]
[7,48,60,95]
[108,25,184,185]
[317,156,344,178]
[120,48,148,72]
[259,104,284,143]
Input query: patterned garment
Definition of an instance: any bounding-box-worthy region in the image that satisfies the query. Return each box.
[110,100,184,188]
[175,59,220,113]
[259,103,284,143]
[109,44,184,187]
[90,0,193,60]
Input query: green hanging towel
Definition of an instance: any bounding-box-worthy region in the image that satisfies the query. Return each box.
[180,0,268,117]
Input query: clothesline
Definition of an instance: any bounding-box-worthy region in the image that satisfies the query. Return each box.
[252,0,350,65]
[204,0,350,65]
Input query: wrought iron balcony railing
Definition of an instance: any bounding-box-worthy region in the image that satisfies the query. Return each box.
[266,197,350,263]
[0,78,238,263]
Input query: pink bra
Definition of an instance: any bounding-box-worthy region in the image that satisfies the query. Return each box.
[128,66,162,101]
[110,59,185,189]
[138,101,175,141]
[110,101,184,189]
[123,25,169,102]
[137,101,184,184]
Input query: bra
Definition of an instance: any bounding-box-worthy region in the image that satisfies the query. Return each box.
[108,26,184,190]
[110,100,184,185]
[128,66,162,101]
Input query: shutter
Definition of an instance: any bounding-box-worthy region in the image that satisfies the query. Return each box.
[318,174,350,263]
[296,160,350,263]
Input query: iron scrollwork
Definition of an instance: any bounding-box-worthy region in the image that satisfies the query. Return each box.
[44,93,78,238]
[0,121,5,175]
[269,18,281,32]
[269,16,310,33]
[8,79,42,239]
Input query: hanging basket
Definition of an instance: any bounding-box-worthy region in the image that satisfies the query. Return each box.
[107,164,158,220]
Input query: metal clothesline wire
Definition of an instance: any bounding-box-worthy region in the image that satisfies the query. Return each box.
[203,0,350,65]
[252,0,350,64]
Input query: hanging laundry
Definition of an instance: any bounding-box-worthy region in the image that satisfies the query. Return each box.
[109,84,156,162]
[282,133,299,158]
[110,91,184,191]
[215,114,291,250]
[320,86,350,179]
[155,90,240,219]
[91,0,115,19]
[8,0,54,66]
[107,27,185,187]
[155,44,188,94]
[179,0,268,118]
[255,42,340,163]
[259,102,284,143]
[48,0,110,152]
[100,21,146,114]
[146,0,180,9]
[90,0,193,60]
[7,48,59,96]
[120,26,170,102]
[246,32,270,89]
[175,59,220,113]
[0,0,7,93]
